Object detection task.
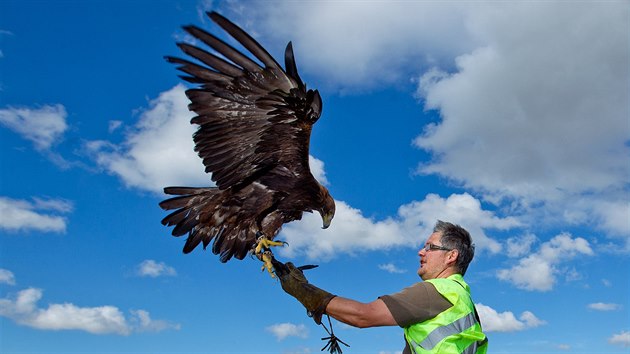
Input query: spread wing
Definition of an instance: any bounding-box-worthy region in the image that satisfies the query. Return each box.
[165,11,323,190]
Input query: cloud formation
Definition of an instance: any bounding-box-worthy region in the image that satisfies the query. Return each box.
[280,193,518,261]
[505,233,537,258]
[0,269,16,285]
[265,322,308,341]
[86,85,207,193]
[378,263,407,274]
[135,260,177,278]
[609,331,630,348]
[0,104,68,151]
[414,3,629,242]
[129,309,181,333]
[587,303,621,311]
[497,233,593,291]
[0,196,72,233]
[0,287,179,335]
[216,2,479,91]
[476,303,545,332]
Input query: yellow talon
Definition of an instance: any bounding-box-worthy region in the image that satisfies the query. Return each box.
[254,237,286,255]
[253,235,286,278]
[261,251,276,278]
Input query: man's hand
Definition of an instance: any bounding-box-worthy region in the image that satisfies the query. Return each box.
[273,260,336,324]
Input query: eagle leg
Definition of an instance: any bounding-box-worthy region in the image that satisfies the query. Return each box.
[252,233,287,278]
[261,250,276,278]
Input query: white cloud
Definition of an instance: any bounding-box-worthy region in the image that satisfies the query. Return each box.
[378,263,407,274]
[609,331,630,347]
[556,344,571,351]
[0,288,129,334]
[86,85,207,193]
[0,104,68,151]
[216,2,479,91]
[108,120,123,133]
[280,193,517,261]
[265,322,308,341]
[397,193,518,253]
[136,260,177,278]
[31,197,74,213]
[497,233,593,291]
[476,303,545,332]
[413,3,629,243]
[129,309,181,332]
[0,287,179,335]
[505,233,537,258]
[0,269,16,285]
[0,196,72,233]
[587,303,621,311]
[309,155,329,186]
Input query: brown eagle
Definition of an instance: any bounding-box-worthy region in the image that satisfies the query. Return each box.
[159,12,335,276]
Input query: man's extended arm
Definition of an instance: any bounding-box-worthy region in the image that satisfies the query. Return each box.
[276,261,397,328]
[326,297,397,328]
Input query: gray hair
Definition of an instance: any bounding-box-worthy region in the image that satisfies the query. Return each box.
[433,220,475,275]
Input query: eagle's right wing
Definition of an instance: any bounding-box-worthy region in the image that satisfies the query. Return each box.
[166,12,323,191]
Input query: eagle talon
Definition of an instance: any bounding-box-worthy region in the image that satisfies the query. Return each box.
[253,235,286,256]
[260,251,276,278]
[252,234,287,278]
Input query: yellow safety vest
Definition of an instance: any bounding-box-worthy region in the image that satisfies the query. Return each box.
[404,274,488,354]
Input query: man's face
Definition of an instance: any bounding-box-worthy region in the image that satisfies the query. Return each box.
[417,232,454,280]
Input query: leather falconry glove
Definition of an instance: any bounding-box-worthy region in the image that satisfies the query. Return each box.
[273,259,336,325]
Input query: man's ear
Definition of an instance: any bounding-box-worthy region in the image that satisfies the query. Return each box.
[446,249,459,266]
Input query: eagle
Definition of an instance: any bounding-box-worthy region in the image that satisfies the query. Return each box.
[159,12,335,276]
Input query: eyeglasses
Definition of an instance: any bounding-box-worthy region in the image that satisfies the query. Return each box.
[423,243,453,252]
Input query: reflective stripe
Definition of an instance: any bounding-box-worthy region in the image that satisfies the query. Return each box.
[418,312,478,350]
[463,338,488,354]
[410,336,486,354]
[463,342,476,354]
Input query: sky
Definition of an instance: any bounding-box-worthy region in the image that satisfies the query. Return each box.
[0,1,628,353]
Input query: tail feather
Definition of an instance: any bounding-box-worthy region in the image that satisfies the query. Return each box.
[159,186,219,240]
[159,195,189,211]
[183,228,203,254]
[230,229,250,260]
[163,186,213,196]
[159,185,258,261]
[172,214,199,237]
[160,187,214,211]
[161,208,189,226]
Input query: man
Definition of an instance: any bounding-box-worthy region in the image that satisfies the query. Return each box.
[277,220,488,354]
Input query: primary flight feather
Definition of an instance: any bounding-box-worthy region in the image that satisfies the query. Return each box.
[160,12,335,273]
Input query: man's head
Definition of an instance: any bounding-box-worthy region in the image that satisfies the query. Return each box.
[417,220,475,280]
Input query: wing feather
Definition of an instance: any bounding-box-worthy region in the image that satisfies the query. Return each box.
[176,43,243,78]
[208,12,285,76]
[166,11,322,190]
[183,25,262,73]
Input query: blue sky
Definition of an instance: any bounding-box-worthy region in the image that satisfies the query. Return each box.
[1,1,628,353]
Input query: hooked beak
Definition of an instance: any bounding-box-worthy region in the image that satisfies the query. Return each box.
[322,213,333,229]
